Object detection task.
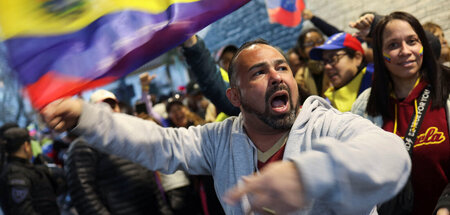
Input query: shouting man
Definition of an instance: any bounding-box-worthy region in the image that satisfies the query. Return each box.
[42,39,410,215]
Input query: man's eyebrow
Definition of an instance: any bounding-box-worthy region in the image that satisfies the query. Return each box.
[248,62,268,72]
[274,59,287,65]
[247,59,287,72]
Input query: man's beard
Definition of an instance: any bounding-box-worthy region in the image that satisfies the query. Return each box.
[240,84,299,130]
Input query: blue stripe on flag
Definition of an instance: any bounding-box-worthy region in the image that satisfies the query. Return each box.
[281,0,296,12]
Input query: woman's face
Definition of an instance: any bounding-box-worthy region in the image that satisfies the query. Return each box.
[169,104,188,127]
[322,50,362,89]
[382,19,423,83]
[432,27,449,61]
[300,31,324,59]
[288,51,301,74]
[219,51,235,71]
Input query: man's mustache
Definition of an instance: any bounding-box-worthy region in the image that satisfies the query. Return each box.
[265,83,290,102]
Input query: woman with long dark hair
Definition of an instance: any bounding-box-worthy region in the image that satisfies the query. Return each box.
[351,11,450,215]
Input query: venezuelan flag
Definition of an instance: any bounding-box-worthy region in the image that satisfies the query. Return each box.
[0,0,249,109]
[383,52,392,63]
[266,0,305,27]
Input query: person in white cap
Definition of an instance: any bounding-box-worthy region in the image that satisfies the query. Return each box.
[89,89,120,113]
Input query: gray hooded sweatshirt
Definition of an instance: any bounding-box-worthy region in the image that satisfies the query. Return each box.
[73,96,411,214]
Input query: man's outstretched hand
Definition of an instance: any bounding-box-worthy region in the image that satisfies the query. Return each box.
[41,98,83,132]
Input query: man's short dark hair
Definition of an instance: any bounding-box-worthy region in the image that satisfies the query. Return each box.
[227,39,274,87]
[3,128,30,154]
[0,122,19,140]
[221,45,238,58]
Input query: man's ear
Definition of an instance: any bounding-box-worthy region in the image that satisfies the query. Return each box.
[23,141,32,154]
[226,88,241,107]
[355,51,363,65]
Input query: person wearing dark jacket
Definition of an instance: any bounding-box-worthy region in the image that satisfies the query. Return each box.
[181,35,240,116]
[302,9,340,37]
[65,138,172,215]
[64,89,172,215]
[0,123,19,173]
[0,127,60,215]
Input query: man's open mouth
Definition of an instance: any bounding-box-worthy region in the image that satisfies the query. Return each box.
[269,91,289,113]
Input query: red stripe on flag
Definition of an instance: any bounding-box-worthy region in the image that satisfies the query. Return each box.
[267,0,305,27]
[25,71,117,109]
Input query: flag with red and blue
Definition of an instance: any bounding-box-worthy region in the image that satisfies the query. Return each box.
[0,0,250,109]
[266,0,305,27]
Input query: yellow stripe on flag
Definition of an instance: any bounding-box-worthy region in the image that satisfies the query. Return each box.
[0,0,199,40]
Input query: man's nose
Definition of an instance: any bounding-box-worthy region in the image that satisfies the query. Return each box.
[269,68,282,85]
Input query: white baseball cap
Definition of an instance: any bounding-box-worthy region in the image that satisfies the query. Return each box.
[89,89,117,103]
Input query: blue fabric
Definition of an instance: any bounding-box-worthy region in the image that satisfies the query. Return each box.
[358,63,374,95]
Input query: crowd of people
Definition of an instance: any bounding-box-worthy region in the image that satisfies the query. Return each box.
[0,9,449,215]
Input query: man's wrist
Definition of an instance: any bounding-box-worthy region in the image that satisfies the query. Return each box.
[182,35,198,48]
[141,85,150,92]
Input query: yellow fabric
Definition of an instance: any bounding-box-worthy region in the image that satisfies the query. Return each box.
[0,0,199,39]
[220,67,229,83]
[215,112,229,122]
[30,140,42,157]
[324,68,367,112]
[204,102,217,123]
[213,67,231,122]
